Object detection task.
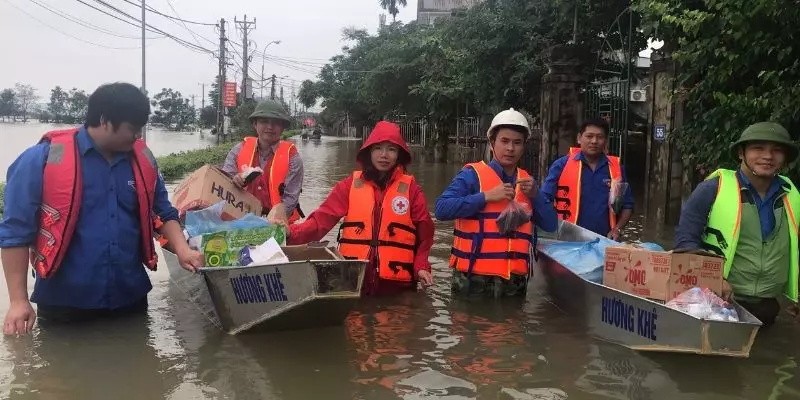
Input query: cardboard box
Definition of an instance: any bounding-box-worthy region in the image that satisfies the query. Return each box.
[668,253,724,301]
[172,165,263,220]
[603,246,723,302]
[200,225,287,267]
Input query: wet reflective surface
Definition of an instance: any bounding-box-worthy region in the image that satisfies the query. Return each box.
[1,127,800,399]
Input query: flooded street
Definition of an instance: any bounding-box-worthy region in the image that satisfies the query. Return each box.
[0,125,799,399]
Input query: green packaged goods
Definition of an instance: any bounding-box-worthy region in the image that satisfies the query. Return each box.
[200,225,287,267]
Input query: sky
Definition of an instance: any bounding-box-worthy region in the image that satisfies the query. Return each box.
[0,0,419,107]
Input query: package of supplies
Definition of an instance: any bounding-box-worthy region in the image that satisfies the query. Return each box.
[200,225,287,267]
[172,165,262,220]
[238,237,290,267]
[666,287,740,322]
[185,201,269,237]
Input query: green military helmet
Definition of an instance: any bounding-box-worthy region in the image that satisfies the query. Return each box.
[730,122,798,163]
[249,99,291,125]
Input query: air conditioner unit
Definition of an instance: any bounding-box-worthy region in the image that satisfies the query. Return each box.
[629,89,647,103]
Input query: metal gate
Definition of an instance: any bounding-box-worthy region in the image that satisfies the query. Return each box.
[584,6,634,161]
[585,79,629,159]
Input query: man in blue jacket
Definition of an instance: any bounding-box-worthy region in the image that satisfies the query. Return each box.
[539,118,634,240]
[0,82,203,335]
[436,108,558,297]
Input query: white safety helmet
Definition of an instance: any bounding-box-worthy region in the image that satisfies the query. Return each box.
[487,108,530,139]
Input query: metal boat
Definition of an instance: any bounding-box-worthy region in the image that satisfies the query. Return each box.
[162,244,366,335]
[535,221,762,357]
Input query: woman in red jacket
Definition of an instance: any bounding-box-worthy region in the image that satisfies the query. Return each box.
[286,121,434,296]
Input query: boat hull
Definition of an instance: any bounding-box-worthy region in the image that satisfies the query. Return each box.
[163,245,366,335]
[535,221,762,357]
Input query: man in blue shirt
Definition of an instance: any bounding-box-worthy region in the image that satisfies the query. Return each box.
[1,82,203,335]
[540,118,634,240]
[436,108,558,297]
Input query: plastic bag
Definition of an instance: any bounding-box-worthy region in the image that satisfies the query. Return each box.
[666,287,740,322]
[543,238,615,277]
[185,201,269,237]
[496,200,532,235]
[239,237,290,266]
[543,240,665,283]
[609,180,629,215]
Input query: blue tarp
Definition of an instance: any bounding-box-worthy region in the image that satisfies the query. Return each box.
[543,239,665,284]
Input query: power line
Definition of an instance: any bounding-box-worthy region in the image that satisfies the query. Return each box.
[163,0,204,48]
[4,0,140,49]
[120,0,216,26]
[118,0,218,50]
[25,0,161,40]
[85,0,214,54]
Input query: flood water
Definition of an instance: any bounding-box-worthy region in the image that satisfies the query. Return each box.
[1,124,800,399]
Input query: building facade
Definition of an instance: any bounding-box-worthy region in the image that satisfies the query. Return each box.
[417,0,480,25]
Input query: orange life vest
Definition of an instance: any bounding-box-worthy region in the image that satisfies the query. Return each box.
[449,161,534,280]
[30,129,165,279]
[554,147,622,229]
[338,171,417,283]
[236,137,301,223]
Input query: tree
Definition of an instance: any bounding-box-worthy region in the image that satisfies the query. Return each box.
[66,88,88,124]
[48,86,69,123]
[298,80,318,110]
[379,0,407,22]
[633,0,800,179]
[0,89,19,121]
[14,83,38,122]
[233,98,257,137]
[309,0,641,159]
[150,88,195,130]
[199,106,216,128]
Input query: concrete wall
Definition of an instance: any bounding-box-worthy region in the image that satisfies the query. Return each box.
[644,52,684,236]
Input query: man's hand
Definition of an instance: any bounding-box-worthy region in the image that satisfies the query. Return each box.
[607,227,621,241]
[416,270,433,287]
[177,248,204,273]
[720,280,733,301]
[232,174,246,189]
[786,303,800,320]
[484,183,515,203]
[266,203,289,226]
[517,177,537,198]
[4,300,35,336]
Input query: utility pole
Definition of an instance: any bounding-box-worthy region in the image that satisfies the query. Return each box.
[140,0,147,142]
[280,86,284,103]
[216,18,227,145]
[200,83,205,109]
[235,15,256,100]
[259,40,281,100]
[290,87,296,117]
[270,74,276,100]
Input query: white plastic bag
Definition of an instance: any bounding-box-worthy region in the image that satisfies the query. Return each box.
[238,237,290,266]
[666,287,739,322]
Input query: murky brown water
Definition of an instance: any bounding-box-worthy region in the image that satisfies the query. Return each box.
[1,126,800,399]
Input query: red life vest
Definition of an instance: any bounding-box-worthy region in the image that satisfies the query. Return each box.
[554,147,622,229]
[236,137,301,223]
[30,129,164,279]
[449,162,534,280]
[338,171,417,283]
